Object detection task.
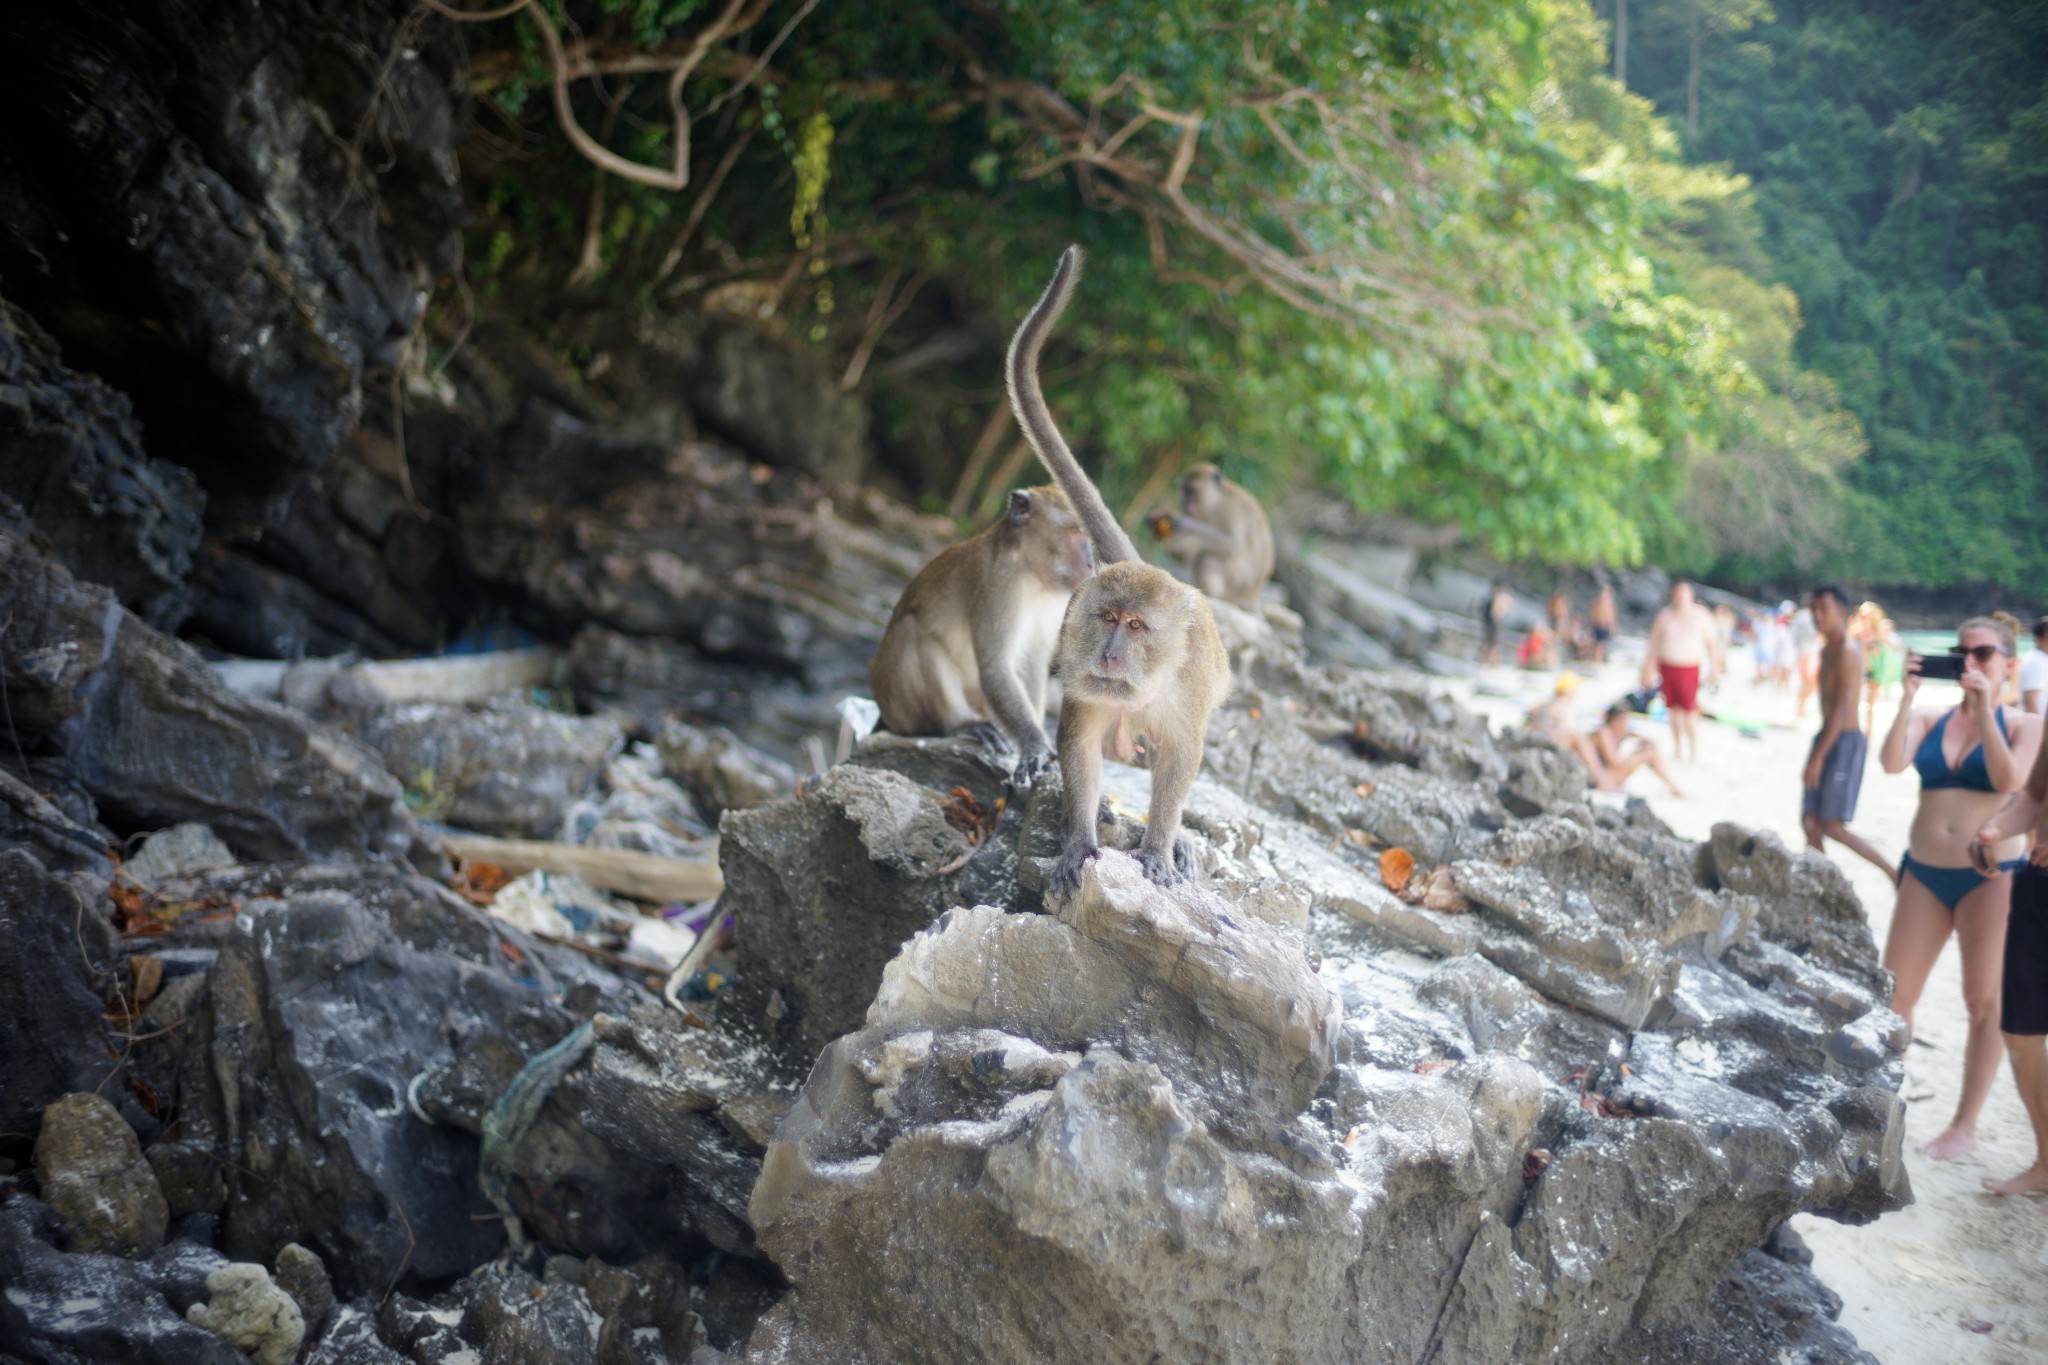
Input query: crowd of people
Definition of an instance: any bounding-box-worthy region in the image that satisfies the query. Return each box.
[1495,577,2048,1210]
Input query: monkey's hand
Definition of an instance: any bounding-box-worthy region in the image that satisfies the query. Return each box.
[957,721,1012,756]
[1011,747,1057,787]
[1046,840,1100,900]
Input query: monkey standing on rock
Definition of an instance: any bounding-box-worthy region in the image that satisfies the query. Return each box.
[1152,463,1274,610]
[1007,246,1232,897]
[868,485,1094,784]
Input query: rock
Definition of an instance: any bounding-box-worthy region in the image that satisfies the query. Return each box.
[124,822,238,891]
[341,697,624,840]
[1701,824,1889,998]
[0,298,204,630]
[657,720,804,821]
[32,1092,169,1257]
[714,764,993,1066]
[0,0,463,540]
[0,1194,245,1364]
[186,1262,305,1365]
[273,1243,336,1336]
[375,1256,707,1365]
[194,863,606,1296]
[0,530,414,861]
[147,1138,229,1221]
[0,848,141,1147]
[708,665,1901,1363]
[303,1303,410,1365]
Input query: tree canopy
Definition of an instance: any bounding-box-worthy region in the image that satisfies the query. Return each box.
[438,0,2023,585]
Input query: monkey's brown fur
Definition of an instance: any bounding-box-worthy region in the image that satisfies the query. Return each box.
[1157,462,1274,610]
[1006,246,1232,897]
[870,484,1093,782]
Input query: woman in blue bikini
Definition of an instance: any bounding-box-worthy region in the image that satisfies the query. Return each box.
[1878,616,2044,1159]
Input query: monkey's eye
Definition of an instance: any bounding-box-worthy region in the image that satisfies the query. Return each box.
[1127,618,1148,633]
[1100,610,1118,626]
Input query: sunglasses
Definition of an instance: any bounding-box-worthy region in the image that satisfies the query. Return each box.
[1953,644,2003,664]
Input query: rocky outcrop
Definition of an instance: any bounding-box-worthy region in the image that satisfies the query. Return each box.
[0,530,414,861]
[0,0,463,539]
[717,702,1907,1362]
[0,301,204,631]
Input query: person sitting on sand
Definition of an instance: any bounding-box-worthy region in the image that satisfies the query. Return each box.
[1877,616,2045,1160]
[1517,619,1557,670]
[1970,725,2048,1202]
[1528,673,1597,766]
[1588,703,1684,797]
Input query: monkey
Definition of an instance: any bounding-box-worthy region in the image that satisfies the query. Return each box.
[1150,462,1274,610]
[869,484,1094,784]
[1006,245,1232,898]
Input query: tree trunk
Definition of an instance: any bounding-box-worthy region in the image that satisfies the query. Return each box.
[1614,0,1629,87]
[1687,27,1702,142]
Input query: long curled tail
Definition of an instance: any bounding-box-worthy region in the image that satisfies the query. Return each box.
[1005,246,1139,566]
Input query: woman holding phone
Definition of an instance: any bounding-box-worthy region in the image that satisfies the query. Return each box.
[1877,616,2044,1158]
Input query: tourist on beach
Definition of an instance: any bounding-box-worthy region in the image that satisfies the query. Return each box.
[1877,616,2044,1159]
[1479,581,1513,666]
[1710,603,1737,694]
[1801,586,1890,877]
[1589,703,1684,796]
[1587,584,1616,663]
[1751,608,1786,687]
[1792,604,1822,720]
[1641,580,1717,762]
[1863,615,1903,735]
[1970,727,2048,1200]
[2022,617,2048,715]
[1546,588,1582,660]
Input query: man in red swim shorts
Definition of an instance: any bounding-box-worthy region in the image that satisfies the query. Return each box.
[1642,580,1718,761]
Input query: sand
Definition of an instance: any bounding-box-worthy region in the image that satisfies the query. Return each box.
[1432,638,2048,1365]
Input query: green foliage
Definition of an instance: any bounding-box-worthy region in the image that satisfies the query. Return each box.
[445,0,1887,573]
[1625,0,2048,590]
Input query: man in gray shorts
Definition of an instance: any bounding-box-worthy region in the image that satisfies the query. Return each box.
[1803,585,1891,875]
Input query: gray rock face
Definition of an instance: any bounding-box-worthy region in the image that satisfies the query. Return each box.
[340,698,625,839]
[32,1093,169,1258]
[0,1196,245,1364]
[0,300,204,631]
[723,685,1907,1362]
[0,530,413,861]
[271,1243,335,1337]
[0,0,462,540]
[0,849,137,1147]
[192,864,598,1296]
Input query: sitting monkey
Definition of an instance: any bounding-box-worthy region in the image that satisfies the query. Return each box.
[869,485,1092,783]
[1151,462,1274,610]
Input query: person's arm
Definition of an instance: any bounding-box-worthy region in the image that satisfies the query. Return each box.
[1977,726,2048,863]
[1878,656,1924,774]
[1965,664,2026,792]
[1640,611,1665,688]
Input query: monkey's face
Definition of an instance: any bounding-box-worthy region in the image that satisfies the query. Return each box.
[1014,485,1093,589]
[1181,465,1223,516]
[1069,566,1188,698]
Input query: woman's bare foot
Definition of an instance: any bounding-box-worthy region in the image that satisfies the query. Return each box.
[1981,1164,2048,1195]
[1922,1125,1978,1160]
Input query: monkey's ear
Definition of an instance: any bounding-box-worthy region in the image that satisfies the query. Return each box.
[1006,489,1034,525]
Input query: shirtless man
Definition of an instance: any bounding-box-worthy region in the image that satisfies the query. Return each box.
[1803,585,1890,876]
[1641,580,1717,761]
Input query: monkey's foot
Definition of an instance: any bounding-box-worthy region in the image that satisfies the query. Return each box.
[1046,842,1099,900]
[1011,748,1056,787]
[1172,832,1197,877]
[1097,797,1116,828]
[1134,844,1190,888]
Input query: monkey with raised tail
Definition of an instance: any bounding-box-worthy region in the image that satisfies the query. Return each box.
[869,484,1094,784]
[1151,462,1274,610]
[1006,246,1232,897]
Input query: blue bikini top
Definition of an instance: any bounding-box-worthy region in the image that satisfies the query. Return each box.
[1915,707,2008,792]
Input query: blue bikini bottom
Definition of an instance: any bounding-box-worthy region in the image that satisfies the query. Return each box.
[1899,852,2025,912]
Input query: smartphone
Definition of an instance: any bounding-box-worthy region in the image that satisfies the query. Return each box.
[1916,652,1965,682]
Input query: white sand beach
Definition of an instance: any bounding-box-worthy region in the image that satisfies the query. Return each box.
[1437,637,2048,1365]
